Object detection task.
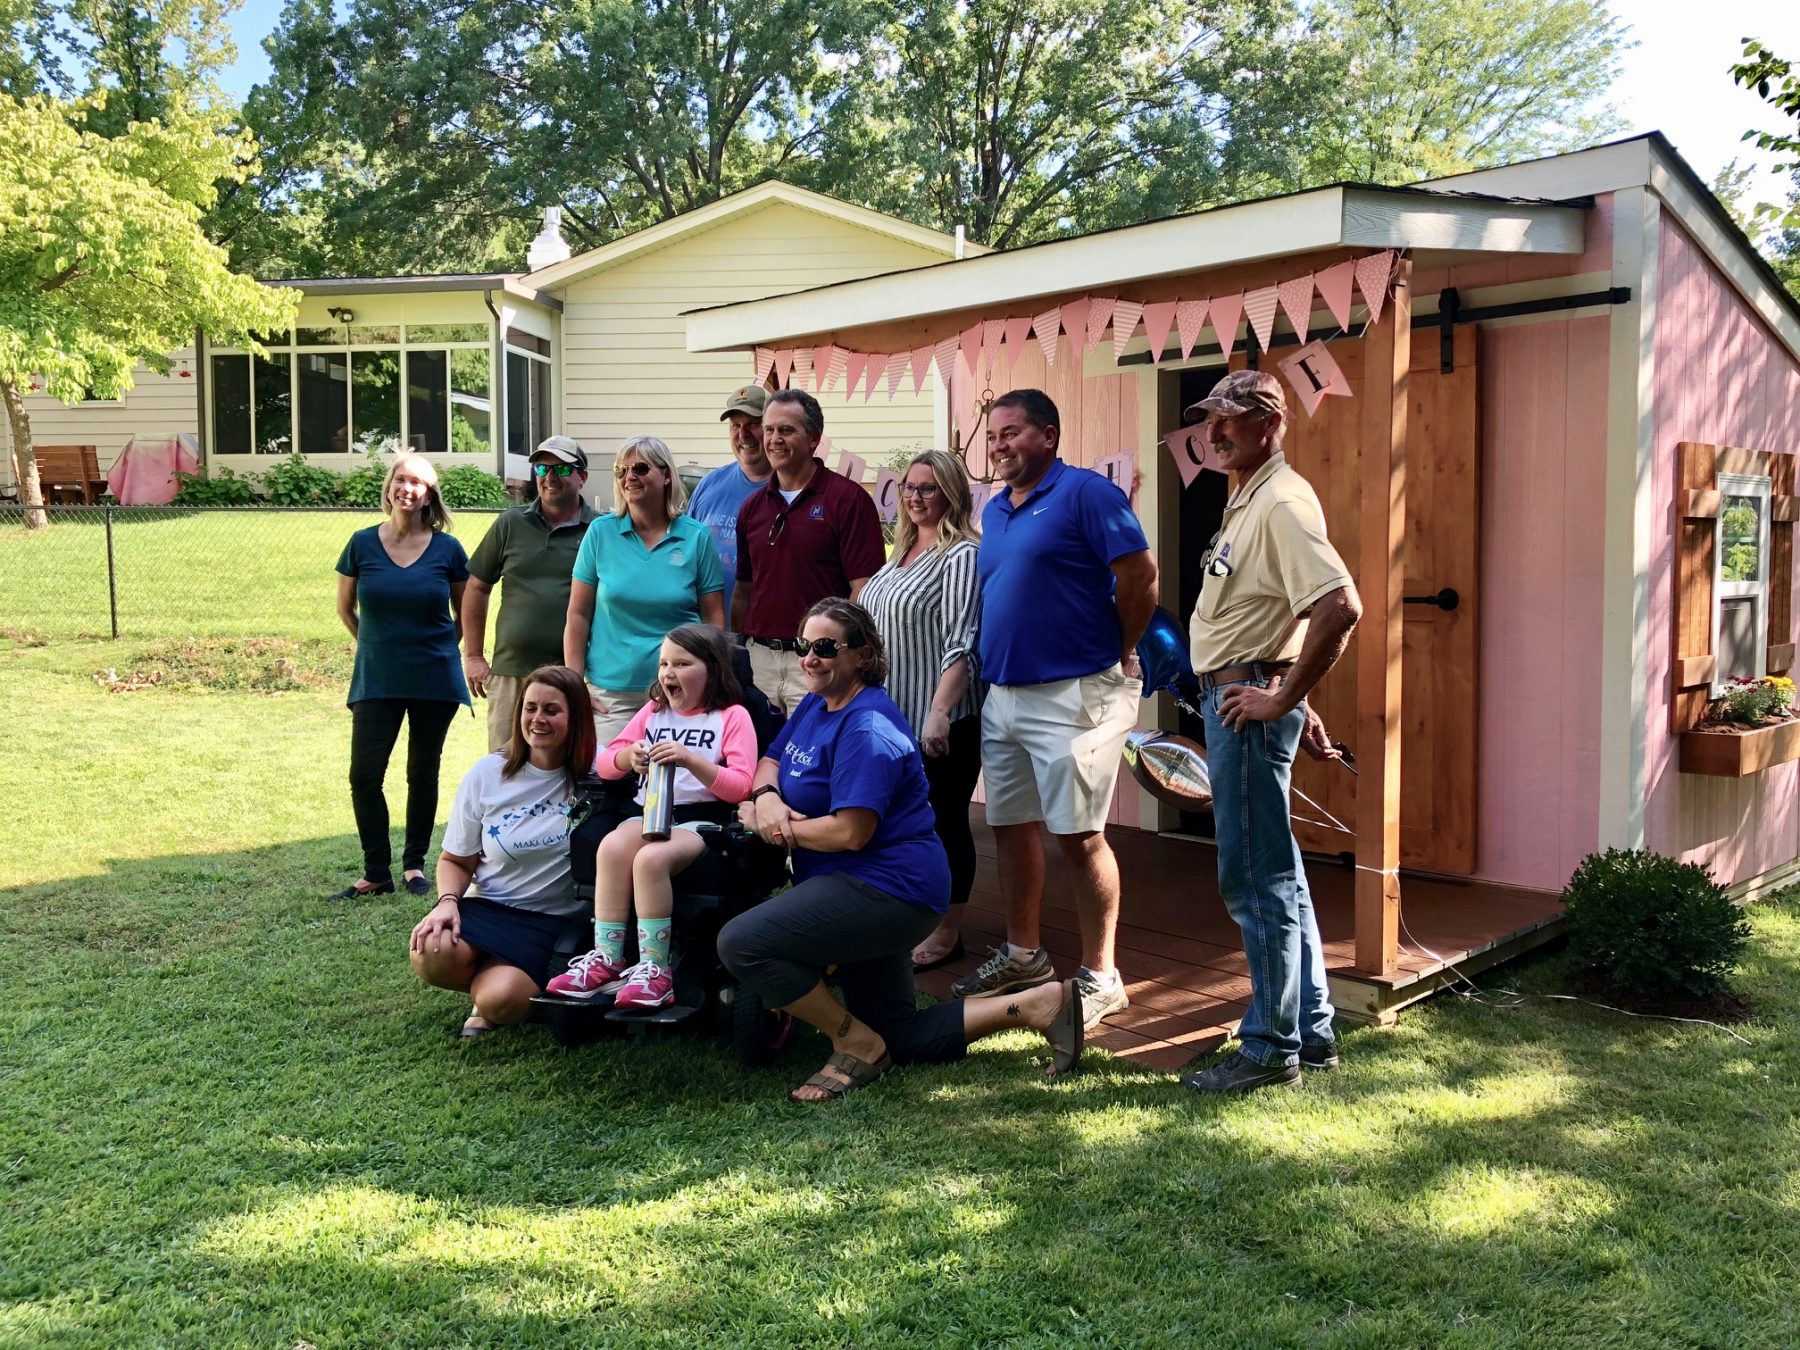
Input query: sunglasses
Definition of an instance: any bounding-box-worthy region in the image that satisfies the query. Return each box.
[614,461,657,480]
[900,482,942,498]
[794,636,861,660]
[532,462,578,478]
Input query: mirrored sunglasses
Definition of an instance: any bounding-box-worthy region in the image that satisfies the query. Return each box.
[532,462,578,478]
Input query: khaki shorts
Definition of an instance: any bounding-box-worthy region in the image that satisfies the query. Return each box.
[486,674,525,752]
[587,683,643,748]
[747,642,809,715]
[981,666,1141,835]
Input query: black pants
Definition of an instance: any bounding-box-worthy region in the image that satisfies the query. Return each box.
[923,713,984,907]
[718,873,967,1066]
[348,698,460,884]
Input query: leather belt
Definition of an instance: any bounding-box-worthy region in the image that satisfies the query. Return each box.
[1198,660,1292,691]
[748,636,803,653]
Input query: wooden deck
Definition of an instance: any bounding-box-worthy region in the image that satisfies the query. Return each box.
[915,812,1566,1071]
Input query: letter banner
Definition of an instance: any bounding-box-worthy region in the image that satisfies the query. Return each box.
[873,467,902,523]
[835,448,868,484]
[1277,339,1353,417]
[1093,449,1136,498]
[1162,425,1208,487]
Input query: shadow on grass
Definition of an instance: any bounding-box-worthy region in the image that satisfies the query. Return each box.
[3,845,1797,1346]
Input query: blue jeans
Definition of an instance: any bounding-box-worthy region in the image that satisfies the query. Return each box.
[1201,682,1335,1067]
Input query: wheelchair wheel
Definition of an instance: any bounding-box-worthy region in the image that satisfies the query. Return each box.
[731,984,793,1067]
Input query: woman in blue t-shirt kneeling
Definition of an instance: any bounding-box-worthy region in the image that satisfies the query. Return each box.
[719,599,1085,1103]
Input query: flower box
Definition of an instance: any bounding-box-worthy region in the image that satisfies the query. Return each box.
[1679,718,1800,777]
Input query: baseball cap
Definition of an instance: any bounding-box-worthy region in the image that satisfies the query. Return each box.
[531,436,587,470]
[720,384,768,421]
[1184,369,1286,422]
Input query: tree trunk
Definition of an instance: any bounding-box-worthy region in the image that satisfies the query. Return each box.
[1,379,46,530]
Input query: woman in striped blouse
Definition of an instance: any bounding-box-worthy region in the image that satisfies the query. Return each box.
[856,450,983,972]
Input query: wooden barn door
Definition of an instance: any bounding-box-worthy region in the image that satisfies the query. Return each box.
[1277,325,1480,874]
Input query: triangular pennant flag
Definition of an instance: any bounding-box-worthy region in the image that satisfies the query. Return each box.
[753,347,775,383]
[980,319,1005,378]
[1277,276,1315,346]
[1243,286,1279,353]
[1141,301,1177,364]
[910,345,934,394]
[862,355,885,402]
[1059,299,1090,363]
[1111,300,1144,362]
[1316,260,1356,331]
[824,344,848,392]
[792,347,814,390]
[1162,425,1208,487]
[885,353,907,400]
[933,336,959,387]
[1175,299,1207,358]
[1085,297,1116,354]
[843,351,870,400]
[1355,250,1395,325]
[872,467,902,524]
[835,449,868,484]
[1033,307,1063,366]
[1002,315,1033,375]
[772,349,793,386]
[959,324,983,378]
[1207,293,1244,360]
[814,343,841,392]
[1278,340,1354,418]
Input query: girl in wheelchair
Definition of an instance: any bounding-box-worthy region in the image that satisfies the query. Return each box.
[547,624,757,1009]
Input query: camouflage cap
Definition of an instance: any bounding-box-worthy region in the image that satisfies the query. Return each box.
[720,384,769,420]
[1184,369,1286,422]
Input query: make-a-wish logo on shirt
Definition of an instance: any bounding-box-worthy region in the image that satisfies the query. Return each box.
[786,744,817,768]
[669,547,686,566]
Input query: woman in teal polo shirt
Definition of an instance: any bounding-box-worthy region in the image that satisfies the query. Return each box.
[563,435,725,741]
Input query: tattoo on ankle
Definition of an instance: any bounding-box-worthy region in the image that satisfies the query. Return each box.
[1006,1001,1021,1018]
[836,1012,852,1038]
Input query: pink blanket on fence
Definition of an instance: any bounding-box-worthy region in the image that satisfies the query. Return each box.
[106,435,200,506]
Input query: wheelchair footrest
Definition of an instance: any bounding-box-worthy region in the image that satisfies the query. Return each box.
[604,1002,703,1027]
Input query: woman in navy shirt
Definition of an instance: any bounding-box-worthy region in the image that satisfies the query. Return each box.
[332,454,470,900]
[719,599,1085,1102]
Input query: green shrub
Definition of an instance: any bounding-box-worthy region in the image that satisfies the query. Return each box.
[437,464,508,509]
[1564,848,1750,1001]
[339,462,387,509]
[171,467,260,506]
[260,454,343,506]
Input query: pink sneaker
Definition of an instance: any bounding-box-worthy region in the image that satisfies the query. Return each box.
[545,950,627,1000]
[612,961,674,1010]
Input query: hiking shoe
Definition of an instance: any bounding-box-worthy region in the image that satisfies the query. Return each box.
[544,949,627,1000]
[1180,1050,1301,1094]
[612,961,674,1010]
[950,944,1056,999]
[1074,965,1128,1032]
[1300,1041,1339,1071]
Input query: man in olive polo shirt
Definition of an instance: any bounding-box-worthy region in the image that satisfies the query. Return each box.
[461,436,598,749]
[733,388,886,711]
[1179,370,1362,1095]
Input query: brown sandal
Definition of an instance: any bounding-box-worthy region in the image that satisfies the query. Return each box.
[1044,979,1084,1077]
[790,1050,893,1103]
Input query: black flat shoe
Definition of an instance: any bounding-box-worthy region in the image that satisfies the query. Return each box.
[404,875,432,896]
[912,937,965,973]
[327,880,395,901]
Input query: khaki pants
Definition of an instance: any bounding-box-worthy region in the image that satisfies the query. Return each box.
[485,674,525,752]
[587,683,643,749]
[747,643,809,715]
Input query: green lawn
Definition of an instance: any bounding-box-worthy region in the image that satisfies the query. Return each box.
[3,633,1798,1347]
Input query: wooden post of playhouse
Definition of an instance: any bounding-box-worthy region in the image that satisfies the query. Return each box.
[1354,257,1411,975]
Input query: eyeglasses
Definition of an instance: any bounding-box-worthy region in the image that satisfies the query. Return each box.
[900,482,942,498]
[767,511,788,546]
[532,462,578,478]
[794,636,860,660]
[614,461,656,480]
[1202,536,1233,578]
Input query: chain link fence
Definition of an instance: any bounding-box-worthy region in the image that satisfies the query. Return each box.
[0,504,503,641]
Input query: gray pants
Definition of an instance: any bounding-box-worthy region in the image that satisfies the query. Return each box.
[717,873,967,1066]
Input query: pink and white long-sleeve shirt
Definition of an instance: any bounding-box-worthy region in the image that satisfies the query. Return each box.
[597,701,758,807]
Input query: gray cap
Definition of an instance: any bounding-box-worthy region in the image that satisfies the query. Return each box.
[531,435,587,469]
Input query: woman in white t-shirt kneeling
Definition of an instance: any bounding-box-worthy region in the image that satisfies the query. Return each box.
[409,664,597,1039]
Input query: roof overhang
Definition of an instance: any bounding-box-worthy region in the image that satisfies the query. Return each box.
[684,184,1587,353]
[269,274,559,311]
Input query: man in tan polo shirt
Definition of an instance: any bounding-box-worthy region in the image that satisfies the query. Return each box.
[1179,370,1362,1095]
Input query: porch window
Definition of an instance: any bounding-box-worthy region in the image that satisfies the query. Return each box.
[1714,475,1771,689]
[505,345,551,459]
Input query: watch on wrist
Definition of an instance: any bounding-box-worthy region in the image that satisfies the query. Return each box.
[750,785,778,802]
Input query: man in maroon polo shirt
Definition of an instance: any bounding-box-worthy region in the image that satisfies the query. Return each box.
[733,388,887,711]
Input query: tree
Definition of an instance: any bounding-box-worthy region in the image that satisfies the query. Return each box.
[1733,39,1800,167]
[0,93,298,525]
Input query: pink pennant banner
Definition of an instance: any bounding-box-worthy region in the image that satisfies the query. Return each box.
[813,344,840,392]
[861,356,884,402]
[772,349,794,387]
[1141,301,1177,363]
[885,353,907,400]
[1277,276,1314,345]
[959,324,983,379]
[843,351,870,401]
[1208,293,1244,360]
[1111,300,1144,362]
[792,348,814,391]
[824,345,848,392]
[933,336,959,388]
[1243,287,1279,353]
[1355,250,1395,325]
[835,448,868,484]
[1277,340,1354,417]
[980,319,1005,378]
[1033,307,1063,366]
[1175,299,1207,358]
[872,467,902,524]
[1059,299,1090,364]
[1162,425,1209,487]
[1085,297,1116,354]
[910,345,934,394]
[1002,316,1033,375]
[1315,260,1356,331]
[1092,449,1137,498]
[753,347,775,383]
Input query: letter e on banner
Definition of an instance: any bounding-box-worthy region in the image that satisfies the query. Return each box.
[1276,340,1352,417]
[873,468,902,524]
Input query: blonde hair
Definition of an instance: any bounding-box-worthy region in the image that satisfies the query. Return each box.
[890,449,978,559]
[611,435,689,519]
[381,453,453,532]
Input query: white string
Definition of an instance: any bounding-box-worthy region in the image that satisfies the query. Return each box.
[1355,864,1399,878]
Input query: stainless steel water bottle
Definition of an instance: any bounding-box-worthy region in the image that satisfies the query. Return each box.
[641,759,676,841]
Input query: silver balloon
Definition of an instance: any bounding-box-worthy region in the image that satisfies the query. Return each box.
[1122,730,1212,810]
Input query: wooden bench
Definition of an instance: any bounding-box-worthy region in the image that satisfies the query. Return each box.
[34,445,107,503]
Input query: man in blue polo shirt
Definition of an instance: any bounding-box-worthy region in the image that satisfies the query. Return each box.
[950,390,1159,1032]
[686,383,772,622]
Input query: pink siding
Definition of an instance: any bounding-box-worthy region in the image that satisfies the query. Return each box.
[1476,317,1609,890]
[1646,218,1800,886]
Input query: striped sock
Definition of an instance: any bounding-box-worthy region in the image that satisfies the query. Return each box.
[638,916,672,969]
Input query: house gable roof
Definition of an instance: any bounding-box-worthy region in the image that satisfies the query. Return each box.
[525,182,979,294]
